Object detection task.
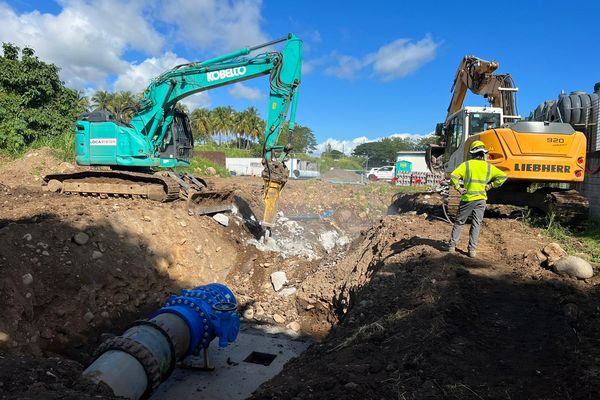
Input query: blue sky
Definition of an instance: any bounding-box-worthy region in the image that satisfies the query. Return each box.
[1,0,599,153]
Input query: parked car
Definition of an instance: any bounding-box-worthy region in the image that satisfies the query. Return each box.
[366,165,395,181]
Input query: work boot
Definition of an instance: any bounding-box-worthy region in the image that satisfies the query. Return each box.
[468,250,477,258]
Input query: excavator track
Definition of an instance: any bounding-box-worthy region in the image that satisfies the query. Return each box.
[43,170,204,202]
[442,184,462,222]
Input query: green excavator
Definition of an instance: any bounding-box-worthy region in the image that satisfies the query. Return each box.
[44,34,303,227]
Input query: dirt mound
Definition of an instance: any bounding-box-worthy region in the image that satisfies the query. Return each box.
[252,215,600,399]
[0,148,73,188]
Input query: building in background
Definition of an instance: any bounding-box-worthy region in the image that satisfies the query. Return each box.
[396,151,428,172]
[225,158,320,179]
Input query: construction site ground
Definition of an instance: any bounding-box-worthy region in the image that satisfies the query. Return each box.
[1,149,600,399]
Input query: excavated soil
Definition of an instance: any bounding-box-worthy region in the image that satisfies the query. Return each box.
[252,215,600,399]
[1,149,600,400]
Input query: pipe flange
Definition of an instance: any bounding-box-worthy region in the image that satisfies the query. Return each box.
[129,320,177,380]
[95,336,162,397]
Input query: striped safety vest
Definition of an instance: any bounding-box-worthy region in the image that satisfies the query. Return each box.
[450,159,507,201]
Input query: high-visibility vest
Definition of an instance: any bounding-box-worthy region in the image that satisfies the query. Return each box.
[450,159,507,201]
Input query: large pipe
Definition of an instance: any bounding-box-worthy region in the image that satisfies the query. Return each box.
[83,284,240,399]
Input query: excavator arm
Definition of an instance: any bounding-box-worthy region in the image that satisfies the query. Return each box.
[447,55,518,120]
[126,34,302,226]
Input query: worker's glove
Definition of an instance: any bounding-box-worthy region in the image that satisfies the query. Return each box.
[457,187,467,195]
[485,184,492,191]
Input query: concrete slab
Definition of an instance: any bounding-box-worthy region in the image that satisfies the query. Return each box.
[150,325,311,400]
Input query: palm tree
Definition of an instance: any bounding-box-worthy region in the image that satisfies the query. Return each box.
[243,107,264,148]
[212,106,234,146]
[190,108,215,144]
[91,90,112,111]
[75,91,90,113]
[110,91,138,121]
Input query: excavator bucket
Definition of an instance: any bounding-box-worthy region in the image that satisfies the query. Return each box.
[187,189,236,216]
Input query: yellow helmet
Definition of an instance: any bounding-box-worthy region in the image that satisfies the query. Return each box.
[469,140,488,154]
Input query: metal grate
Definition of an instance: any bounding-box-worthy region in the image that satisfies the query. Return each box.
[243,351,277,366]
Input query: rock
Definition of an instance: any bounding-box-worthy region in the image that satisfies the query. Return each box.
[553,256,594,279]
[41,251,49,257]
[286,321,301,332]
[279,287,297,297]
[213,213,229,227]
[205,167,217,176]
[22,273,33,286]
[243,307,255,320]
[25,292,32,299]
[40,328,53,339]
[194,246,202,254]
[92,250,103,260]
[73,232,89,245]
[344,382,358,389]
[542,243,567,266]
[273,314,285,324]
[23,233,32,241]
[0,331,9,343]
[524,249,547,266]
[84,312,95,322]
[100,311,109,319]
[142,215,152,222]
[319,230,339,252]
[270,271,288,292]
[255,303,265,316]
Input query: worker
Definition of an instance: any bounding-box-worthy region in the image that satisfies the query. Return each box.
[447,141,507,257]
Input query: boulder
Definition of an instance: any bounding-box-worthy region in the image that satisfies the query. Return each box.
[542,243,567,266]
[523,249,547,266]
[213,213,229,227]
[270,271,288,292]
[553,255,594,279]
[73,232,89,245]
[205,167,217,176]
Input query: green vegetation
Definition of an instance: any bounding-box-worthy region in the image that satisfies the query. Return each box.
[353,135,438,166]
[0,43,87,158]
[526,211,600,262]
[174,156,230,178]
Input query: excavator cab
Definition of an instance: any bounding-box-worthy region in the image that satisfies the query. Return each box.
[158,110,194,163]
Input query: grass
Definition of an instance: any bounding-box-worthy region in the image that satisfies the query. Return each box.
[525,210,600,262]
[175,156,230,177]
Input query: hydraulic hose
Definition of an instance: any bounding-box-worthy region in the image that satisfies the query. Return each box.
[82,284,240,399]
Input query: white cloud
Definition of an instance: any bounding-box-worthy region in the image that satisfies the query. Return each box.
[324,34,439,80]
[228,83,263,101]
[158,0,268,52]
[0,0,164,88]
[302,56,327,75]
[114,52,189,93]
[372,35,439,80]
[315,136,370,155]
[324,54,371,80]
[181,93,211,111]
[114,51,211,110]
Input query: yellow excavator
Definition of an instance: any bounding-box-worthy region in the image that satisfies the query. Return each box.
[427,55,588,224]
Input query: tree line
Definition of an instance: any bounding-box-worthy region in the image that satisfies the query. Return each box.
[352,135,438,166]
